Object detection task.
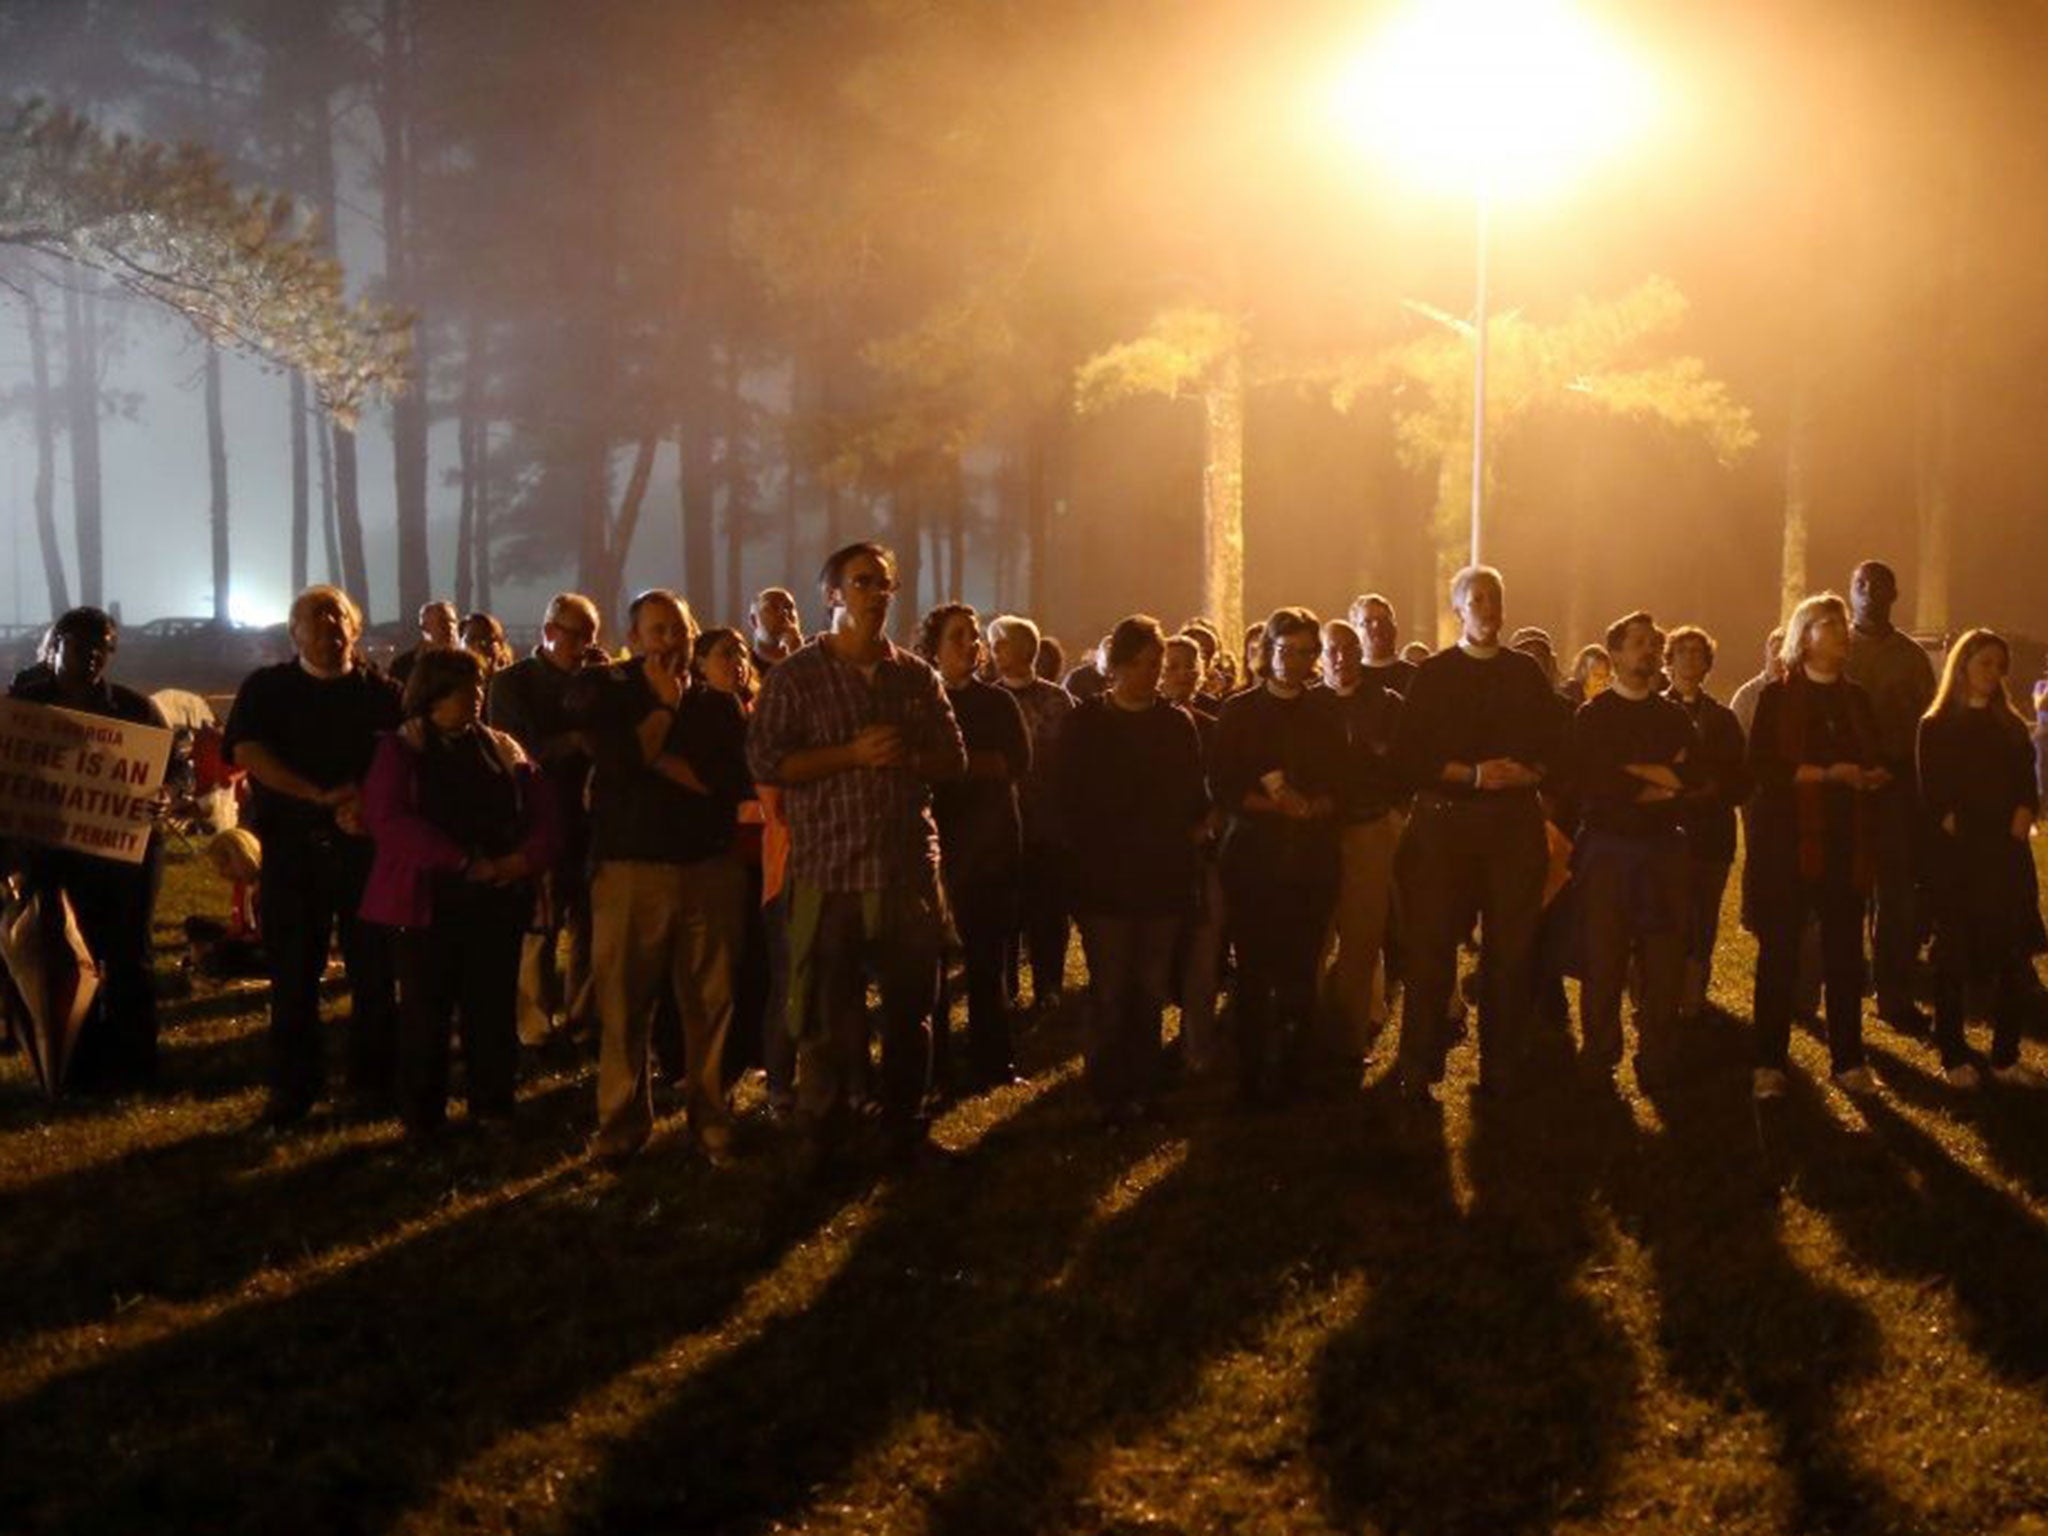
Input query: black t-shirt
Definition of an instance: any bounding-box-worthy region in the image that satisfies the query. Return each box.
[223,661,402,843]
[933,677,1029,879]
[572,660,751,865]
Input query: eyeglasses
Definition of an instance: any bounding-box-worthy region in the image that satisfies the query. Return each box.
[844,573,898,594]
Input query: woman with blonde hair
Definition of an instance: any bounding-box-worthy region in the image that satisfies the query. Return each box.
[1918,629,2046,1089]
[1745,592,1888,1100]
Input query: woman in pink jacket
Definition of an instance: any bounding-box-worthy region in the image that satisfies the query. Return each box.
[362,647,556,1136]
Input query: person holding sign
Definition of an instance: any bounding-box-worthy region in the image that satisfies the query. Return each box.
[224,586,402,1127]
[7,607,169,1093]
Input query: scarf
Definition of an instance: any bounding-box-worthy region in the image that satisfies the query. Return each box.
[1777,672,1877,892]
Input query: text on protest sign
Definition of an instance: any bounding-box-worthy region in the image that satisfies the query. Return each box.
[0,699,172,865]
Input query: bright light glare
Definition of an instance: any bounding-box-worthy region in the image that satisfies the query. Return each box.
[1329,0,1660,202]
[227,590,285,627]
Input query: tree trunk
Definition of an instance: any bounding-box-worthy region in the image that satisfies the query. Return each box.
[1201,348,1247,647]
[62,278,103,607]
[1025,420,1051,618]
[679,416,717,618]
[590,435,659,628]
[290,370,311,595]
[473,420,492,612]
[308,67,365,614]
[382,0,431,619]
[333,421,370,615]
[317,403,341,588]
[894,479,923,640]
[20,282,69,620]
[205,341,230,624]
[721,347,749,627]
[1781,374,1812,624]
[455,413,476,614]
[945,457,966,602]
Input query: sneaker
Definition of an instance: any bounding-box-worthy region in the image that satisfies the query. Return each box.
[1992,1062,2048,1089]
[1832,1065,1881,1099]
[1751,1068,1789,1101]
[1944,1063,1984,1091]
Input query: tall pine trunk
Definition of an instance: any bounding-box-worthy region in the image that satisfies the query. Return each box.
[205,342,230,624]
[20,282,69,620]
[679,414,717,619]
[382,0,431,619]
[1025,420,1051,618]
[62,279,103,607]
[317,400,341,587]
[290,371,311,595]
[309,70,369,615]
[473,418,492,612]
[721,348,749,626]
[455,414,476,614]
[1201,348,1246,646]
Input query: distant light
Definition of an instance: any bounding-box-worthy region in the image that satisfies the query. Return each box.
[227,591,286,627]
[1328,0,1660,203]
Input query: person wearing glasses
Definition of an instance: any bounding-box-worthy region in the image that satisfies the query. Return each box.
[489,592,605,1048]
[1212,607,1348,1103]
[747,542,967,1174]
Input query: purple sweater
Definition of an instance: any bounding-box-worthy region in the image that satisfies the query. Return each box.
[359,723,558,929]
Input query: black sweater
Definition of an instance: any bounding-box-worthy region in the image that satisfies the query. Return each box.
[1211,684,1348,887]
[1391,647,1563,800]
[1057,696,1208,917]
[1569,689,1699,840]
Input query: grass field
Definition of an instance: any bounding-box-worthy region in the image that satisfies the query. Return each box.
[5,846,2048,1535]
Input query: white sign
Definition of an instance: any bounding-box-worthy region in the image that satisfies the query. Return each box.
[0,698,172,865]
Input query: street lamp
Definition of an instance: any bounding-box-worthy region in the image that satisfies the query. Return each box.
[1330,0,1658,564]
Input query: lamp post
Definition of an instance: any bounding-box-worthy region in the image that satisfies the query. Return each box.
[1330,0,1657,568]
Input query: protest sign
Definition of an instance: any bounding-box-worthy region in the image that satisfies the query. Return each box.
[0,698,172,865]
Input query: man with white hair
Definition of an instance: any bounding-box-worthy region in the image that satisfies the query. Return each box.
[225,585,402,1126]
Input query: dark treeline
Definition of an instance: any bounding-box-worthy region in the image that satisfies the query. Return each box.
[3,0,2047,654]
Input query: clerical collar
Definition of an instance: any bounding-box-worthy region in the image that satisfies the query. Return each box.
[1458,641,1500,660]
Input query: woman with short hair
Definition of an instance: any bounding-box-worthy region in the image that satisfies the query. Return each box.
[1746,593,1886,1101]
[1918,629,2047,1090]
[362,646,555,1135]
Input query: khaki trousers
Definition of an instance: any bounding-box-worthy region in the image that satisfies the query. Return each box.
[590,856,744,1157]
[1320,812,1403,1056]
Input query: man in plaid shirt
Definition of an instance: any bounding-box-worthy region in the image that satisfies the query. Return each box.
[747,541,967,1168]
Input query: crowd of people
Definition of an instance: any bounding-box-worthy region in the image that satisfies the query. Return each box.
[11,544,2046,1175]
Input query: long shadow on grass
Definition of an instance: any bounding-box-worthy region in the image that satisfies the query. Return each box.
[1777,1079,2048,1386]
[0,1111,879,1535]
[0,1074,591,1352]
[540,1063,1191,1534]
[1311,1078,1643,1536]
[1612,1066,1906,1532]
[1864,1037,2048,1209]
[906,1084,1421,1536]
